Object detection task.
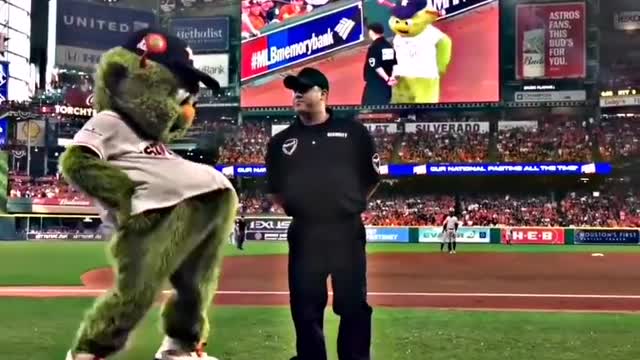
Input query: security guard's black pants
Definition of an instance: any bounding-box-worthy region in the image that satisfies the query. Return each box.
[287,217,372,360]
[236,230,245,248]
[361,82,392,106]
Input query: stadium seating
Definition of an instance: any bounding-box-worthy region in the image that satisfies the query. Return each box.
[594,117,640,162]
[497,116,594,162]
[8,172,89,201]
[399,131,489,163]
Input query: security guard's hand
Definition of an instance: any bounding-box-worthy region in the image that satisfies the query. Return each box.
[387,76,398,86]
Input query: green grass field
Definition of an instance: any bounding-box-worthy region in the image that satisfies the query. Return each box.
[2,241,640,359]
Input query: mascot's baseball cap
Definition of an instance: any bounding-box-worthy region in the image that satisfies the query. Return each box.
[283,67,329,93]
[392,0,444,20]
[122,27,220,93]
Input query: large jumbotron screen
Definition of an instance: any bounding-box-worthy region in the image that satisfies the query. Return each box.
[240,0,499,107]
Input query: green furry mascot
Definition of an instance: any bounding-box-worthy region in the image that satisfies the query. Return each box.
[60,28,238,360]
[387,0,452,103]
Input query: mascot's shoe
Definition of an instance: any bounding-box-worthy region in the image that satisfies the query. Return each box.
[154,337,219,360]
[65,350,104,360]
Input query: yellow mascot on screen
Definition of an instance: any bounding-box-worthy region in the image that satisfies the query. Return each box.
[385,0,452,103]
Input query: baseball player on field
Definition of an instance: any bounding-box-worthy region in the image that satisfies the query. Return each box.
[441,209,459,254]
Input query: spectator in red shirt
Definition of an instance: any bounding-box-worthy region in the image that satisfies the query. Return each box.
[278,0,307,22]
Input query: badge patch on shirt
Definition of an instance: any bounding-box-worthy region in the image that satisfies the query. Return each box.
[282,138,298,155]
[381,48,395,60]
[368,57,375,67]
[327,132,348,138]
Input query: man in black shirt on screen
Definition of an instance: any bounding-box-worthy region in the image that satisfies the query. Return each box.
[361,22,396,106]
[265,67,380,360]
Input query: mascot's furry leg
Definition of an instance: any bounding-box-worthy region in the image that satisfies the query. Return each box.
[155,190,238,359]
[68,189,237,359]
[391,77,440,103]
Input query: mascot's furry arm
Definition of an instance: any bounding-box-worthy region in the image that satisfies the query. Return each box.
[436,33,453,75]
[59,147,134,216]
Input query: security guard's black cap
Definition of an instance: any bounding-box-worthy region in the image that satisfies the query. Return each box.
[283,67,329,93]
[122,27,220,93]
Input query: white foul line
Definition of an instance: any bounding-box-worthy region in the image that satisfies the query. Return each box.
[2,287,640,299]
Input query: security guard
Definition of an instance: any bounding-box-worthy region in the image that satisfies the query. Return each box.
[236,215,247,250]
[361,22,396,106]
[265,67,380,360]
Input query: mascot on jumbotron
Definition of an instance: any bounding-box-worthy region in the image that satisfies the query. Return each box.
[379,0,453,103]
[60,27,238,360]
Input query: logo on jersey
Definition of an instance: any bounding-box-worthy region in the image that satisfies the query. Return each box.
[282,138,298,156]
[372,153,381,173]
[142,142,174,157]
[368,57,375,67]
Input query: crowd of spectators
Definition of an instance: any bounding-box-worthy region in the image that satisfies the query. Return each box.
[497,116,594,162]
[595,117,640,162]
[242,0,333,39]
[58,115,627,165]
[8,172,89,201]
[362,195,455,226]
[599,58,640,91]
[217,121,270,164]
[399,131,489,163]
[460,195,559,227]
[236,187,640,227]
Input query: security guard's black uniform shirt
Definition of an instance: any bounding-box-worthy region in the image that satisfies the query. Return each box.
[237,218,246,233]
[363,36,396,85]
[265,110,380,222]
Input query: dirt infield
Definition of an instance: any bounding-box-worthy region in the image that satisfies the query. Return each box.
[3,253,640,312]
[0,253,640,312]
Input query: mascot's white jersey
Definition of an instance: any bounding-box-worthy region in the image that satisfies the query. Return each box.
[392,25,446,79]
[71,110,234,216]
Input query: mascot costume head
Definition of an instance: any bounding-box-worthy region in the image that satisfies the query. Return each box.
[380,0,452,103]
[60,28,238,360]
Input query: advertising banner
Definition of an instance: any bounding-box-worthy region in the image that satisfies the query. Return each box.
[503,227,565,244]
[365,227,409,243]
[245,217,291,241]
[191,54,229,88]
[614,11,640,31]
[241,2,364,82]
[600,95,640,108]
[424,163,611,176]
[54,105,96,117]
[30,198,98,215]
[241,0,500,107]
[168,17,230,53]
[0,61,8,101]
[574,229,640,245]
[498,121,538,130]
[55,0,156,67]
[515,2,586,79]
[514,90,586,102]
[215,162,613,178]
[0,118,7,147]
[405,122,490,134]
[363,123,399,134]
[27,232,104,241]
[418,227,491,243]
